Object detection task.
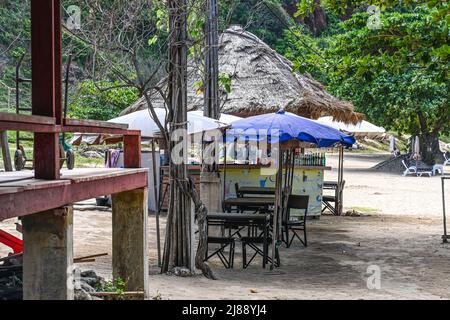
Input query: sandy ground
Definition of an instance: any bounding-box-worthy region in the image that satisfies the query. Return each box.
[1,152,450,299]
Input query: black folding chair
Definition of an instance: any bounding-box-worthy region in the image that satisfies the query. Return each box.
[205,236,235,268]
[205,216,236,268]
[321,195,337,215]
[282,194,309,248]
[240,214,279,268]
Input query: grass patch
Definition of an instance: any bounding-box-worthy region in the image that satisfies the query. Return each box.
[348,206,379,214]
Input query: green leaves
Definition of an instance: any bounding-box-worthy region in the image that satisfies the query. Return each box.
[68,80,139,121]
[219,73,232,93]
[147,35,158,46]
[278,3,449,139]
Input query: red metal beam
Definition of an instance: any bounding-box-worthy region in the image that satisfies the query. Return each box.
[62,118,132,135]
[0,113,56,125]
[31,0,58,118]
[0,113,58,132]
[124,134,142,168]
[54,0,62,125]
[31,0,61,180]
[0,171,148,221]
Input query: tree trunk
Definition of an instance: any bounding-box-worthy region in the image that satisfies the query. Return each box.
[162,0,193,274]
[419,131,444,165]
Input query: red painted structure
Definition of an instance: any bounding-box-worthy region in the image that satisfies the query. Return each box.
[0,230,23,254]
[0,0,147,222]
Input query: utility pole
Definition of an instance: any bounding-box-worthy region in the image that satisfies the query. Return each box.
[204,0,219,120]
[200,0,222,228]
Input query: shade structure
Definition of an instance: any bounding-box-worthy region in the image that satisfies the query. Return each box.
[223,109,355,270]
[316,116,385,139]
[121,26,363,124]
[71,108,230,145]
[189,110,242,124]
[226,110,356,147]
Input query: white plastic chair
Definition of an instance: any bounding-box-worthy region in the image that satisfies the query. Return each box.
[402,160,417,176]
[433,164,444,175]
[444,153,450,166]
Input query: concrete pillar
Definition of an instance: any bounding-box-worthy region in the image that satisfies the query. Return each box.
[112,188,148,298]
[200,172,222,213]
[200,172,222,239]
[22,206,74,300]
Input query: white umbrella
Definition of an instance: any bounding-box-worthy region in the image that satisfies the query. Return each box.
[316,116,385,139]
[70,108,230,145]
[189,110,242,124]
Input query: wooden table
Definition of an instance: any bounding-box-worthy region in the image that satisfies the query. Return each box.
[222,197,275,212]
[237,186,276,197]
[207,213,269,223]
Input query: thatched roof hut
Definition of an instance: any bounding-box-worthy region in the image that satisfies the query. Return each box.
[120,25,363,124]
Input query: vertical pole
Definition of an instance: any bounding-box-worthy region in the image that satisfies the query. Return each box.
[223,131,227,200]
[337,146,344,215]
[271,146,283,269]
[151,139,161,266]
[0,131,12,171]
[31,0,60,180]
[204,0,219,120]
[22,206,74,300]
[442,178,448,243]
[123,134,141,168]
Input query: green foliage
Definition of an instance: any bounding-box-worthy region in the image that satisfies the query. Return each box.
[68,81,138,121]
[278,4,449,142]
[96,277,126,295]
[219,0,293,47]
[219,72,232,93]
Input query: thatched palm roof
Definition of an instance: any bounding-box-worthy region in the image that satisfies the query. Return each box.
[121,25,363,124]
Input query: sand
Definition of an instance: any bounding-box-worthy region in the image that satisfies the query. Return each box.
[1,152,450,299]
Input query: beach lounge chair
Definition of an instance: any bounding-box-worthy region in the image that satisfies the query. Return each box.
[416,170,432,177]
[402,160,417,176]
[444,153,450,166]
[433,164,444,175]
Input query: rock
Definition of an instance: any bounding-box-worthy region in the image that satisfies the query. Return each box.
[80,281,95,293]
[80,270,97,279]
[81,277,100,287]
[74,288,92,300]
[80,269,105,288]
[171,267,192,277]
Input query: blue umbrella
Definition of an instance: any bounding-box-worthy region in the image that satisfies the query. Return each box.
[226,109,355,147]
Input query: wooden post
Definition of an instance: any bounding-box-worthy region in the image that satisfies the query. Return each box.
[31,0,61,180]
[112,188,149,298]
[123,134,141,168]
[22,206,74,300]
[0,131,12,171]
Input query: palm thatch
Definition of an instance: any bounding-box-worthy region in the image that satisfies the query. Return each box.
[121,25,363,124]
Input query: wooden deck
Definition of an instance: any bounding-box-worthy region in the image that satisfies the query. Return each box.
[0,168,148,221]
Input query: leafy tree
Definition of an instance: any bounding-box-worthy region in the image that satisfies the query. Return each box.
[282,3,449,164]
[68,80,138,121]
